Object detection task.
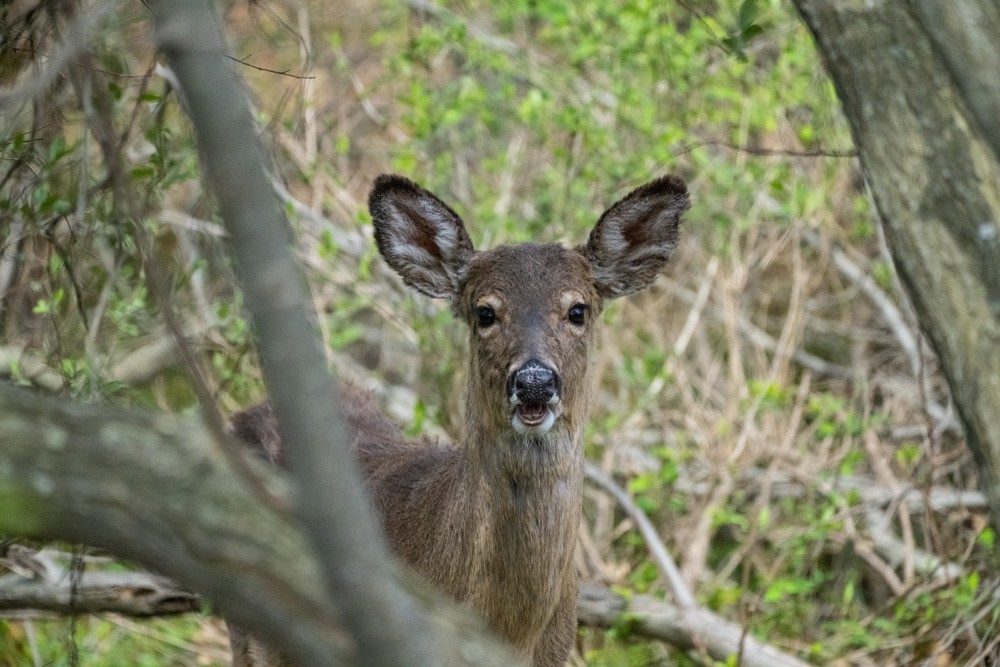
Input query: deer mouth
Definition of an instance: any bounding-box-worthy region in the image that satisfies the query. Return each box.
[511,399,561,434]
[518,403,548,426]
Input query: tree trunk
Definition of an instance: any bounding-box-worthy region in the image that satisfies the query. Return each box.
[791,0,1000,532]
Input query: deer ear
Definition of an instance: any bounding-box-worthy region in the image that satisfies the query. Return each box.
[579,175,689,299]
[369,175,475,300]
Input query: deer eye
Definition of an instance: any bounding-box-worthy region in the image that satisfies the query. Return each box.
[476,305,497,327]
[567,303,589,326]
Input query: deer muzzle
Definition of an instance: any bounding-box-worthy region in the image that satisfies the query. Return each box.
[508,359,562,434]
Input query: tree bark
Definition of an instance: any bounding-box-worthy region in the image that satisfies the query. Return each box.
[0,383,518,666]
[791,0,1000,532]
[909,1,1000,165]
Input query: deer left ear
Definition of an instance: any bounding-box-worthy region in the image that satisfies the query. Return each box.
[579,175,689,299]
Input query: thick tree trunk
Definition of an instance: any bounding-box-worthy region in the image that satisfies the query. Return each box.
[792,0,1000,532]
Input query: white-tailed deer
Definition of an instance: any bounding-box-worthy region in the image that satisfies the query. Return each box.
[229,174,689,666]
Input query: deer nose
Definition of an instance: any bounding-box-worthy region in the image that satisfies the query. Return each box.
[508,359,560,405]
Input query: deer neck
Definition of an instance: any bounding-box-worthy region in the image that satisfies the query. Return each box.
[458,390,586,554]
[454,399,583,648]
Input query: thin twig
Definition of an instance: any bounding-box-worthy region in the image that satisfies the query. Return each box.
[679,138,857,159]
[0,4,113,109]
[863,432,917,585]
[24,619,42,667]
[670,280,856,379]
[672,255,719,358]
[226,54,314,80]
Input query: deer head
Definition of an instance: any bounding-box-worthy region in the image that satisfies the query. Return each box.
[369,175,689,461]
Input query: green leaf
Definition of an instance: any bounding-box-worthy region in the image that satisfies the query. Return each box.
[737,0,759,31]
[978,528,995,549]
[635,494,657,514]
[742,23,764,40]
[628,474,653,493]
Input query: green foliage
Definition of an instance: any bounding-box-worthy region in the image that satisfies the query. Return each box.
[0,616,225,667]
[806,392,869,440]
[583,639,658,667]
[747,378,792,410]
[375,0,847,248]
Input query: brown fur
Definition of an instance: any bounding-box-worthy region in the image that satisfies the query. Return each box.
[229,174,688,666]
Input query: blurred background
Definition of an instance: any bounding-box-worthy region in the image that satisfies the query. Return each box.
[0,0,995,664]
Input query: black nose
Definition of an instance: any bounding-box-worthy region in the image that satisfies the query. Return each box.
[508,359,560,405]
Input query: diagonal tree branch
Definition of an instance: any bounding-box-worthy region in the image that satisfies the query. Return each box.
[149,1,447,664]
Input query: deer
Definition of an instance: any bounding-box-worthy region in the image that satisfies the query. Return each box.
[228,173,689,667]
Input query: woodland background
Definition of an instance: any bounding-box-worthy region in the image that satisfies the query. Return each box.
[1,0,998,665]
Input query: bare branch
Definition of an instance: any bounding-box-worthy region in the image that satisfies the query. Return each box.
[801,230,920,375]
[0,571,199,617]
[149,1,468,663]
[403,0,520,55]
[0,345,64,392]
[577,583,811,667]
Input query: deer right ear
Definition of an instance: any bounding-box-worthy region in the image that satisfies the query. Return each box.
[369,175,475,301]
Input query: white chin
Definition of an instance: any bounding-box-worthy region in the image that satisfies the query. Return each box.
[512,408,558,434]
